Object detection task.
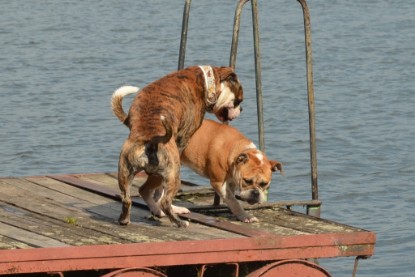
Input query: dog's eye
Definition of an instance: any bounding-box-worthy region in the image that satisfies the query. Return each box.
[234,99,242,106]
[243,178,253,185]
[259,182,269,188]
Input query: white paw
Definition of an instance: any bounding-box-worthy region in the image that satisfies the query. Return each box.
[172,204,191,214]
[241,216,259,223]
[180,220,190,228]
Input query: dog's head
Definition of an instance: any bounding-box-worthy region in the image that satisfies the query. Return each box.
[232,149,283,205]
[211,67,243,122]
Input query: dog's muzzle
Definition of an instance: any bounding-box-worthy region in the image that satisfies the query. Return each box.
[236,188,265,205]
[216,105,242,122]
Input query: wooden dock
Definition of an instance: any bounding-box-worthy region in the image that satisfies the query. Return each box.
[0,172,376,276]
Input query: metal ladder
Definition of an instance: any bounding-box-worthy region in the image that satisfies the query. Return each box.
[176,0,319,216]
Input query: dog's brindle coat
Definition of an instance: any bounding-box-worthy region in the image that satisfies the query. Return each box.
[112,66,243,227]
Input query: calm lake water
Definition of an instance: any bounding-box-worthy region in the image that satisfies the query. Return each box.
[1,0,414,275]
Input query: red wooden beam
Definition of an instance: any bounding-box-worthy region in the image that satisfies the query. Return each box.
[0,232,375,274]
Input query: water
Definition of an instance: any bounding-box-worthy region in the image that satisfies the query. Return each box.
[1,0,414,275]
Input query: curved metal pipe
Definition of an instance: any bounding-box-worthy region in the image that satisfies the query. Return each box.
[178,0,192,70]
[251,0,265,151]
[229,0,249,69]
[297,0,319,201]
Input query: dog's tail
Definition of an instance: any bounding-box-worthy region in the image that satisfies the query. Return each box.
[151,115,173,145]
[111,86,139,125]
[146,115,174,166]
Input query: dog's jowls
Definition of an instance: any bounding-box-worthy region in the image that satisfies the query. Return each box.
[181,119,283,223]
[111,66,243,227]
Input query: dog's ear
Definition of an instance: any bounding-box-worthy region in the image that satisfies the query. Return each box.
[236,153,249,165]
[217,67,237,82]
[270,160,284,175]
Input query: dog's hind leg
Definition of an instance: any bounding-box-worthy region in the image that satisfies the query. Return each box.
[118,141,142,225]
[153,186,190,216]
[159,147,189,228]
[160,173,189,227]
[118,162,135,225]
[139,175,165,217]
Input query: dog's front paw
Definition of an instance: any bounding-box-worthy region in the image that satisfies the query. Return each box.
[177,220,190,228]
[240,215,259,223]
[118,216,131,226]
[172,204,190,214]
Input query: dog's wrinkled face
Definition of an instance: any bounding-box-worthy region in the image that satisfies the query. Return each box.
[213,72,243,122]
[233,150,283,205]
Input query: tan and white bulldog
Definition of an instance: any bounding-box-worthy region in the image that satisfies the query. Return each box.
[111,66,243,227]
[181,119,283,223]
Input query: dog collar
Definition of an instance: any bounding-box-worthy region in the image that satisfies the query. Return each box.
[198,65,217,108]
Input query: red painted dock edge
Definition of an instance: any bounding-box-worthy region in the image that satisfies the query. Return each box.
[0,232,375,275]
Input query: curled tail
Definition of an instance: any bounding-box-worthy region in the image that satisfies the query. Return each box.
[111,86,139,125]
[151,115,173,145]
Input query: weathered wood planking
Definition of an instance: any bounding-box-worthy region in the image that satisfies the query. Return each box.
[0,172,376,277]
[0,173,373,252]
[0,175,240,250]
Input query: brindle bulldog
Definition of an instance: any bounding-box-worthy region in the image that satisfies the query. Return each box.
[111,65,243,227]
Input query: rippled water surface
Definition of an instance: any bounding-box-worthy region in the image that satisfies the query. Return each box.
[1,1,414,275]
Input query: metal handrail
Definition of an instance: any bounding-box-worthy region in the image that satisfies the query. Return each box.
[229,0,265,151]
[178,0,192,70]
[177,0,318,207]
[229,0,249,69]
[297,0,318,202]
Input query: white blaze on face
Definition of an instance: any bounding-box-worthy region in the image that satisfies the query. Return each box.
[255,150,264,165]
[247,142,257,149]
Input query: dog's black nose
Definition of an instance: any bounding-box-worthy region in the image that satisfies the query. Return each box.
[240,106,243,112]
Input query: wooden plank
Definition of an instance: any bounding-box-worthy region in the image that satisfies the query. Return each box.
[79,173,218,209]
[0,177,241,249]
[0,173,377,275]
[188,208,309,236]
[53,173,364,237]
[25,176,115,206]
[50,174,297,238]
[1,177,123,221]
[0,203,131,246]
[0,178,152,246]
[0,174,375,252]
[87,172,212,193]
[187,205,371,237]
[68,178,245,240]
[0,232,376,274]
[257,208,366,234]
[189,200,322,211]
[2,231,376,262]
[0,222,67,248]
[0,243,375,275]
[75,172,143,197]
[25,176,127,221]
[0,235,32,250]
